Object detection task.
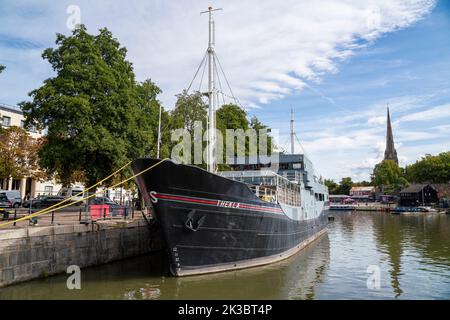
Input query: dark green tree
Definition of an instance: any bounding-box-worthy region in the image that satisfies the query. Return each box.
[371,160,408,194]
[338,177,353,195]
[405,152,450,184]
[136,79,170,159]
[324,179,339,195]
[250,115,274,156]
[171,90,207,135]
[20,25,159,187]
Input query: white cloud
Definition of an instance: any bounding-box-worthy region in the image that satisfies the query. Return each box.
[0,0,441,182]
[0,0,436,108]
[399,103,450,122]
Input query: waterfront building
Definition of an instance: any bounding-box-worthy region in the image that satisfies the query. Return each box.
[0,104,60,198]
[399,184,438,207]
[349,186,376,201]
[384,107,399,165]
[1,104,132,202]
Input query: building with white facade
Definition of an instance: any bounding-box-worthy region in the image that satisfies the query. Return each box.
[0,104,63,199]
[1,104,134,203]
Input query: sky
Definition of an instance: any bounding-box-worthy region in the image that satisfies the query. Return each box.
[0,0,449,181]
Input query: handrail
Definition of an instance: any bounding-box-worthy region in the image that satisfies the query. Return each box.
[0,158,169,228]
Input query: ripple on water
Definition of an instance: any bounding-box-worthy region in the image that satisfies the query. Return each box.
[0,211,449,299]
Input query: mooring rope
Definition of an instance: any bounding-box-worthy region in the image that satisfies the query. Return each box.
[0,158,168,228]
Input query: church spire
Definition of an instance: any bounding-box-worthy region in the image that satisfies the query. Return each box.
[384,105,398,164]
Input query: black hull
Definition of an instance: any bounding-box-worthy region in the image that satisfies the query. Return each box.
[132,159,328,276]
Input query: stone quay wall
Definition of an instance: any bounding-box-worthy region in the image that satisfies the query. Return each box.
[0,220,160,287]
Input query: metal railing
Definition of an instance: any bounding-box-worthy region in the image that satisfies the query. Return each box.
[221,170,301,207]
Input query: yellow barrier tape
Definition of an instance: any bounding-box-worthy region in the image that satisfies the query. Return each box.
[0,158,168,228]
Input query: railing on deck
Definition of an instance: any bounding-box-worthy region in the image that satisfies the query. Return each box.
[220,170,301,207]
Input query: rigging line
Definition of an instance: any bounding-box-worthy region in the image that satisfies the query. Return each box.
[214,52,241,106]
[294,132,322,178]
[187,51,208,93]
[213,58,226,106]
[217,90,247,110]
[198,52,208,93]
[0,158,169,228]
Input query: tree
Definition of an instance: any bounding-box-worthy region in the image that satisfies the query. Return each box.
[338,177,353,195]
[136,79,170,159]
[405,152,450,184]
[171,90,208,135]
[371,160,408,194]
[0,126,47,182]
[324,179,339,195]
[216,104,249,133]
[0,65,5,74]
[20,25,158,187]
[249,115,274,156]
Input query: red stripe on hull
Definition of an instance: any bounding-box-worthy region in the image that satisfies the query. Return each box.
[155,193,284,214]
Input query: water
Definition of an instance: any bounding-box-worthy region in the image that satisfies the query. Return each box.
[1,211,449,300]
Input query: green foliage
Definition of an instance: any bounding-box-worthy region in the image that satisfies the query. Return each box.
[324,179,339,195]
[171,90,207,135]
[216,104,249,132]
[20,25,161,187]
[338,177,353,195]
[405,152,450,184]
[371,160,408,194]
[324,177,354,195]
[250,115,274,155]
[136,79,170,158]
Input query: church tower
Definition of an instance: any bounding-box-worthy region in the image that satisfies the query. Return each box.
[384,106,398,164]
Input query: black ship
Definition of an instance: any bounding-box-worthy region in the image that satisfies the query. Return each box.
[131,7,329,276]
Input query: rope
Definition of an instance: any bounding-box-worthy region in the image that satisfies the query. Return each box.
[0,158,169,228]
[214,52,243,107]
[187,52,208,93]
[13,160,132,223]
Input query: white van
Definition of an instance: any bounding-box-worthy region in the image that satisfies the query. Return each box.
[0,190,22,208]
[57,187,85,205]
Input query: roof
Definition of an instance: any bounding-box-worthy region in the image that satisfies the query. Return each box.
[350,186,375,192]
[229,153,304,165]
[0,104,23,115]
[400,184,435,193]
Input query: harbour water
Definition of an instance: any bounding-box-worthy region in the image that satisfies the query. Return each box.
[0,211,449,300]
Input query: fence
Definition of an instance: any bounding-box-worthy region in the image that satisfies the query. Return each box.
[0,202,137,228]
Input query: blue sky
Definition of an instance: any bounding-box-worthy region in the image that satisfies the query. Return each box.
[0,0,449,181]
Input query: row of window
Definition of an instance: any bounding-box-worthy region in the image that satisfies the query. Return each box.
[1,116,37,133]
[315,193,327,201]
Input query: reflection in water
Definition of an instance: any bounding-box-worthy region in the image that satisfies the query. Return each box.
[167,234,330,300]
[0,234,330,300]
[372,214,404,298]
[372,213,450,299]
[0,212,449,300]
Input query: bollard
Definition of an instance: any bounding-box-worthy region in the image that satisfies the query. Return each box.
[13,209,17,226]
[51,211,55,224]
[79,208,82,221]
[103,208,107,220]
[132,206,134,219]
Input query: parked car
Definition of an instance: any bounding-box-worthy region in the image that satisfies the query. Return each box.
[0,194,10,209]
[0,190,22,208]
[22,195,66,209]
[57,187,85,205]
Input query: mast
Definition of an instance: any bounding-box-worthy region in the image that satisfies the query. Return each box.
[201,6,222,173]
[290,107,295,154]
[156,103,162,158]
